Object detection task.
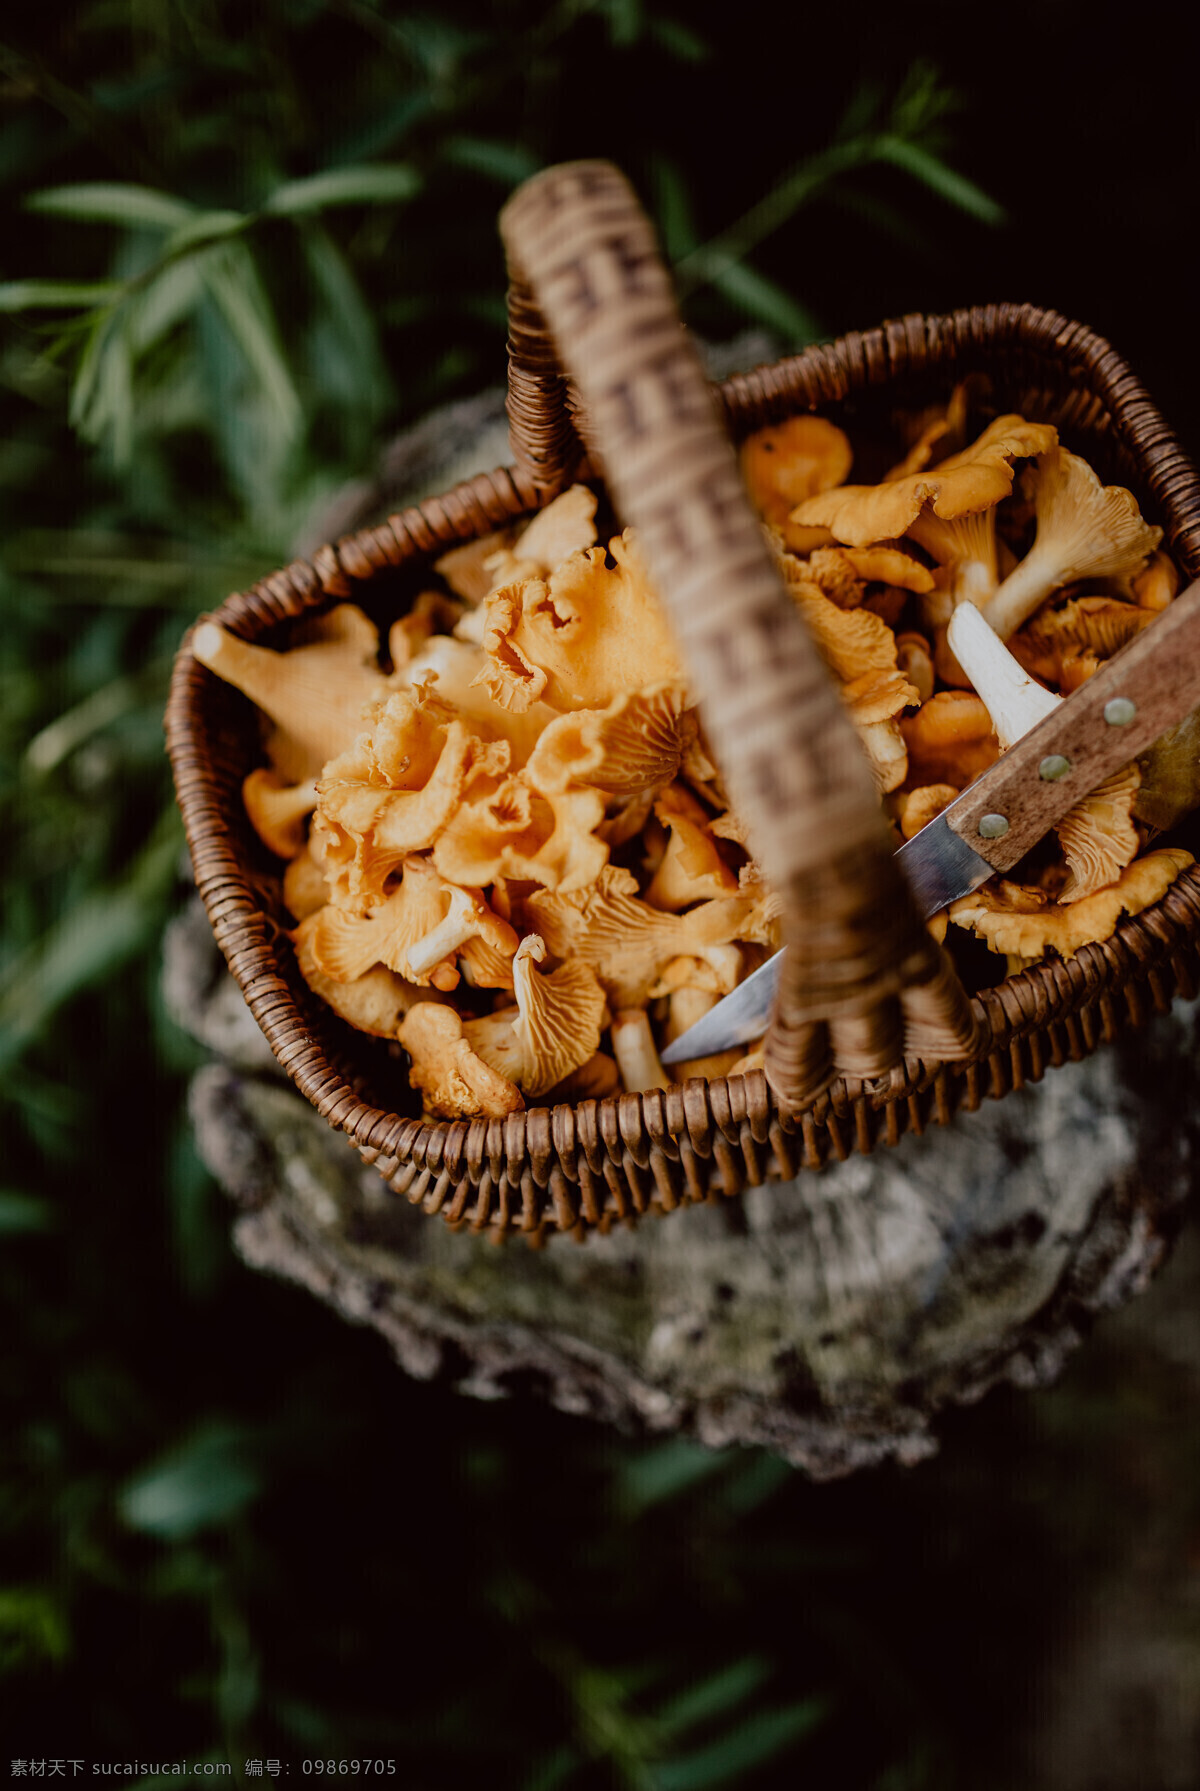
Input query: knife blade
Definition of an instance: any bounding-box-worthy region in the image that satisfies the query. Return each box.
[662,572,1200,1067]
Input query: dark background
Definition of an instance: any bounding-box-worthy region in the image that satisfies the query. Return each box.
[2,3,1199,1782]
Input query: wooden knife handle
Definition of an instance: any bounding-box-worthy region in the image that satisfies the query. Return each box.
[948,576,1200,873]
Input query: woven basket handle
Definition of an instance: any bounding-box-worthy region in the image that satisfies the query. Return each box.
[500,162,977,1105]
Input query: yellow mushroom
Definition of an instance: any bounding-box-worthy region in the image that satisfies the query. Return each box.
[790,415,1057,549]
[528,865,756,1009]
[645,788,740,912]
[1132,550,1178,613]
[473,530,687,714]
[292,912,440,1036]
[838,669,921,795]
[282,842,330,922]
[611,1008,671,1092]
[305,857,514,992]
[983,449,1162,640]
[900,691,1000,789]
[896,783,959,840]
[462,935,608,1099]
[191,604,389,782]
[661,987,746,1082]
[895,631,935,704]
[397,634,558,767]
[524,682,690,797]
[242,769,319,860]
[1008,596,1153,690]
[314,719,494,910]
[948,850,1193,960]
[479,484,600,591]
[738,414,853,529]
[397,1002,525,1120]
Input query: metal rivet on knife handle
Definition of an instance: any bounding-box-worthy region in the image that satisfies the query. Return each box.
[1104,697,1137,726]
[1038,753,1072,781]
[978,813,1009,839]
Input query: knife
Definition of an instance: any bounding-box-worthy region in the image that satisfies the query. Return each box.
[661,573,1200,1066]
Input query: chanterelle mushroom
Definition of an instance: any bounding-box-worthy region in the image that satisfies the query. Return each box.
[473,530,686,713]
[191,605,389,781]
[948,850,1193,960]
[983,449,1162,640]
[480,484,600,591]
[738,415,852,529]
[528,865,753,1009]
[1008,596,1153,691]
[790,415,1057,549]
[242,770,319,860]
[397,1002,525,1120]
[463,934,608,1097]
[524,682,690,798]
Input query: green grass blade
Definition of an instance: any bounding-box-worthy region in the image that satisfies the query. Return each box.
[26,183,194,229]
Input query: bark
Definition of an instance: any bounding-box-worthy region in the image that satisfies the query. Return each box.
[167,897,1195,1480]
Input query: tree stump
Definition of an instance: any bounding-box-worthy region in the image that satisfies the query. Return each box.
[166,897,1196,1479]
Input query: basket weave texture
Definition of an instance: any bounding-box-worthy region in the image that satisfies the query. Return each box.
[166,291,1200,1240]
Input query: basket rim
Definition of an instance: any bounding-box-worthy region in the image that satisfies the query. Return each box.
[165,301,1200,1213]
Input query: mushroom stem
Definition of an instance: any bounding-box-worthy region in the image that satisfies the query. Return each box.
[404,886,489,978]
[611,1009,669,1092]
[946,602,1059,751]
[982,449,1162,641]
[192,618,385,779]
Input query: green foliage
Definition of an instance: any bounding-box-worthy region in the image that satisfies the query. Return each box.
[0,3,1019,1778]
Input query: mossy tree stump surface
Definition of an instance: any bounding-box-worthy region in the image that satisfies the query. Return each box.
[168,897,1196,1479]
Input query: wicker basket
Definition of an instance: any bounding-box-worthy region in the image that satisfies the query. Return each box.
[166,162,1200,1240]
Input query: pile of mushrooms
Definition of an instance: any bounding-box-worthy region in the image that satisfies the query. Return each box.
[192,396,1194,1119]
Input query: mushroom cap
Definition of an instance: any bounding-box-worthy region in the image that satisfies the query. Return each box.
[1056,765,1142,903]
[900,691,1000,788]
[480,484,600,592]
[896,783,959,840]
[464,934,608,1098]
[314,719,493,910]
[841,545,936,593]
[305,871,453,989]
[1132,550,1178,612]
[292,912,435,1036]
[784,577,899,684]
[790,416,1057,548]
[387,592,466,670]
[524,682,689,798]
[191,605,390,782]
[983,448,1163,641]
[435,528,518,604]
[738,414,853,527]
[644,790,741,912]
[431,774,554,890]
[397,1001,525,1120]
[473,531,687,714]
[947,849,1193,959]
[1008,596,1154,687]
[242,769,318,860]
[398,635,557,766]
